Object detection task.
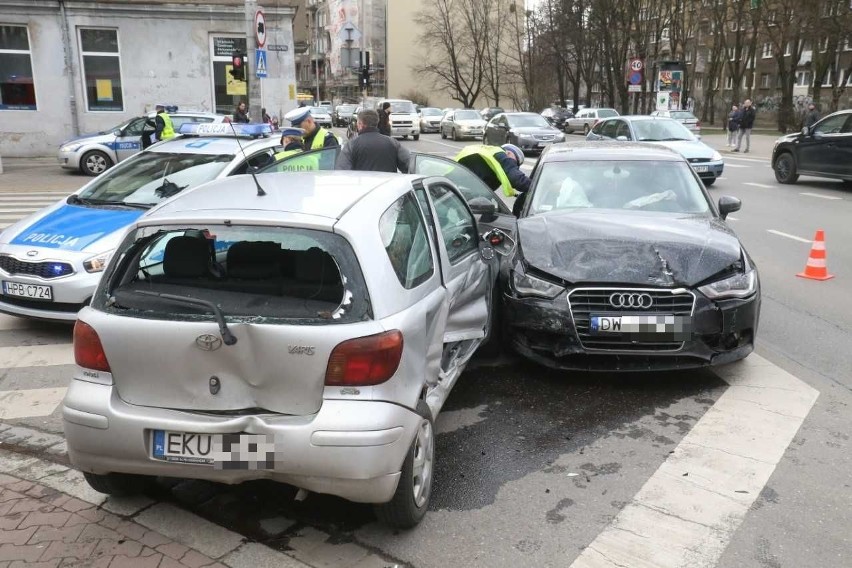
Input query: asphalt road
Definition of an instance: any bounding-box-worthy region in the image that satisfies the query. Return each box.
[0,134,849,568]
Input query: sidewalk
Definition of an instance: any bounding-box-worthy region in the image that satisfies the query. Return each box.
[0,158,84,194]
[699,132,777,161]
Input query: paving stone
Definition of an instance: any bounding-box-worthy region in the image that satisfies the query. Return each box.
[75,508,106,523]
[38,539,96,561]
[156,542,190,560]
[43,495,70,510]
[113,519,147,541]
[18,510,70,529]
[5,481,33,494]
[0,490,26,503]
[27,523,84,544]
[97,511,123,529]
[258,516,296,536]
[101,496,155,517]
[60,556,112,567]
[25,484,59,498]
[139,530,171,548]
[107,553,162,568]
[0,527,36,546]
[349,554,401,568]
[0,542,45,562]
[9,560,60,568]
[8,498,52,515]
[93,538,143,558]
[179,549,216,568]
[135,504,243,559]
[198,563,227,568]
[0,503,15,517]
[63,513,92,527]
[158,558,185,568]
[0,513,26,530]
[222,542,312,568]
[37,470,107,508]
[77,523,122,543]
[0,474,20,486]
[139,546,157,557]
[58,498,92,513]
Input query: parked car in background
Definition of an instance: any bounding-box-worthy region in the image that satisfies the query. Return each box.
[65,170,511,528]
[419,107,444,133]
[650,110,702,136]
[564,108,620,135]
[308,106,333,128]
[541,107,574,131]
[58,111,226,176]
[332,104,357,127]
[481,107,505,122]
[483,112,565,153]
[587,116,724,186]
[502,142,758,371]
[772,109,852,185]
[440,109,487,141]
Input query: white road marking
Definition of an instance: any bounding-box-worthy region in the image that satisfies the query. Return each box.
[0,343,74,368]
[0,387,67,419]
[570,354,819,568]
[743,182,774,189]
[725,155,769,164]
[723,163,750,168]
[800,192,843,200]
[0,192,70,197]
[423,139,469,151]
[767,229,812,244]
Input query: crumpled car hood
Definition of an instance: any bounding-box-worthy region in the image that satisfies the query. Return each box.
[518,210,742,287]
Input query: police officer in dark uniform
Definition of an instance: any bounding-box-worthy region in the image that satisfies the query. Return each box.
[284,107,340,150]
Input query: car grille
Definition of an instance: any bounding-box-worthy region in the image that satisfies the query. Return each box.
[0,255,74,279]
[535,135,555,141]
[688,158,711,163]
[393,121,413,127]
[568,288,695,352]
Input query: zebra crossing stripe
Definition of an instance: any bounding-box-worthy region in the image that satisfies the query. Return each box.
[0,343,74,368]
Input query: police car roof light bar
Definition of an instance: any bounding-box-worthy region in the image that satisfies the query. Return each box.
[177,123,272,138]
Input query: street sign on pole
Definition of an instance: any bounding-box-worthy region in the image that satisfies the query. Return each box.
[255,49,268,78]
[255,10,266,48]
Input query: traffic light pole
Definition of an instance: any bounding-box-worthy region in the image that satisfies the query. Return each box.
[244,0,262,123]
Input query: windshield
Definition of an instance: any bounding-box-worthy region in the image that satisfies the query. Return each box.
[455,110,481,121]
[633,120,694,141]
[508,114,550,128]
[598,109,619,118]
[670,111,697,120]
[387,101,417,113]
[529,160,711,215]
[78,152,232,207]
[310,106,329,115]
[336,105,355,112]
[421,108,443,116]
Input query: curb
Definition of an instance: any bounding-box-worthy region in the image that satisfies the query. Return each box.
[0,423,400,568]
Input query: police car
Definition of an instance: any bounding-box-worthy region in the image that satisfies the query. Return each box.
[3,123,314,322]
[58,110,226,176]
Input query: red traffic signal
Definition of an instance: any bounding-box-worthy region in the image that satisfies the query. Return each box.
[229,53,246,81]
[232,54,243,68]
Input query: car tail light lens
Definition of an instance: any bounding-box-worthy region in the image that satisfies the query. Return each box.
[325,330,403,386]
[74,320,111,372]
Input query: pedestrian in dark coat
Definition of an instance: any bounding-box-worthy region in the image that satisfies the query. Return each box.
[727,104,740,147]
[233,101,250,123]
[733,99,755,153]
[336,110,410,172]
[804,103,821,129]
[378,102,392,136]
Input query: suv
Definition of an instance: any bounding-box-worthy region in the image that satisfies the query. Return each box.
[772,109,852,185]
[58,111,226,176]
[378,99,421,140]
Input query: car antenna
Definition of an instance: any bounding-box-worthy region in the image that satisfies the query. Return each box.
[228,120,267,196]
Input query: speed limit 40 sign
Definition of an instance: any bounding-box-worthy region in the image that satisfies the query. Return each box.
[629,58,644,72]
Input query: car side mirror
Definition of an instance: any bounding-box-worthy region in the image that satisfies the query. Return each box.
[481,228,516,257]
[469,197,498,222]
[718,196,741,219]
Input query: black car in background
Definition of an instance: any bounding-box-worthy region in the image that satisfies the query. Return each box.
[541,107,574,131]
[499,142,760,371]
[772,109,852,185]
[481,107,505,122]
[332,104,357,127]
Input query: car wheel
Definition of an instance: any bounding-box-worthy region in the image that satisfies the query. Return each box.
[452,129,459,141]
[482,134,487,144]
[441,129,447,139]
[583,124,590,135]
[374,400,434,529]
[80,150,112,176]
[842,180,852,188]
[774,152,799,184]
[703,178,716,187]
[413,134,420,141]
[83,472,152,496]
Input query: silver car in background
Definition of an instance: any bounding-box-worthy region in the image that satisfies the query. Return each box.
[64,171,510,528]
[565,108,620,135]
[308,106,333,128]
[440,109,487,140]
[650,109,702,136]
[419,107,444,133]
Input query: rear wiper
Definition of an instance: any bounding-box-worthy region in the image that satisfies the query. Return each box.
[133,290,237,346]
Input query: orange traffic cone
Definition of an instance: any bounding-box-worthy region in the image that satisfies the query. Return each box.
[797,230,834,281]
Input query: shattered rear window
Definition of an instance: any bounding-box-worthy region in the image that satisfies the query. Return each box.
[94,225,371,324]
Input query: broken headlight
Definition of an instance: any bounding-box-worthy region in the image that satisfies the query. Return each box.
[698,270,756,300]
[511,269,565,299]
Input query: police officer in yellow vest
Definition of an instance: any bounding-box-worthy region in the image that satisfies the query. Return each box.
[153,103,175,142]
[454,143,531,216]
[284,107,340,150]
[270,127,321,172]
[274,127,306,160]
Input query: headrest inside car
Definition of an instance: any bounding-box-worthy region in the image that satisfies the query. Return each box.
[227,241,282,279]
[294,247,339,283]
[163,236,210,278]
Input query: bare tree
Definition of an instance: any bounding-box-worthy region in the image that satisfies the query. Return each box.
[723,1,763,108]
[699,2,728,125]
[762,0,808,131]
[806,0,852,112]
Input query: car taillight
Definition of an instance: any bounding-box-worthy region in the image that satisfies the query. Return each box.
[74,320,111,372]
[325,330,403,386]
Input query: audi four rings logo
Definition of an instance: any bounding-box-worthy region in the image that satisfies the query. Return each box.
[609,293,653,309]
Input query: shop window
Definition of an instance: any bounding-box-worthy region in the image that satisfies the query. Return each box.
[0,25,36,110]
[211,36,248,115]
[79,28,123,111]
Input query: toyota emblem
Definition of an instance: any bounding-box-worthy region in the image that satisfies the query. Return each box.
[26,250,38,257]
[609,292,653,309]
[195,334,223,351]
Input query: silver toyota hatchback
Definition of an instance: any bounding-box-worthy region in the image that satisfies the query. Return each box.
[63,171,510,528]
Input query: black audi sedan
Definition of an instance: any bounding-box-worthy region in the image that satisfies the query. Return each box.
[500,142,760,371]
[772,109,852,185]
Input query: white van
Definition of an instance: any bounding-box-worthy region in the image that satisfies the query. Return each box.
[378,99,421,140]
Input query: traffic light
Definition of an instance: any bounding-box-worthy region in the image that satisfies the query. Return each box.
[229,53,246,81]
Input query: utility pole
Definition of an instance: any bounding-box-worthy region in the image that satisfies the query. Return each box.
[244,0,262,122]
[314,9,320,104]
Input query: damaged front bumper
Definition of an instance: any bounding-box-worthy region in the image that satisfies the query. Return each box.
[503,288,760,371]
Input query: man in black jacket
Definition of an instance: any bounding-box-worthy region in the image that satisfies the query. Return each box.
[733,99,756,153]
[336,110,410,172]
[378,102,392,136]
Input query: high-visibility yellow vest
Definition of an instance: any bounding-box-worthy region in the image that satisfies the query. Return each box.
[272,149,318,172]
[454,145,515,197]
[158,112,175,140]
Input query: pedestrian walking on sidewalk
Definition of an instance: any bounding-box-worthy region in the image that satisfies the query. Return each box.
[726,104,741,147]
[733,99,755,153]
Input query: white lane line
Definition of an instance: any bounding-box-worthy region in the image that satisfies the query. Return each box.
[0,343,74,368]
[422,139,468,151]
[570,354,819,568]
[0,192,70,197]
[724,155,769,164]
[767,229,812,244]
[724,163,750,168]
[0,387,68,419]
[800,192,843,200]
[743,182,774,189]
[0,198,62,203]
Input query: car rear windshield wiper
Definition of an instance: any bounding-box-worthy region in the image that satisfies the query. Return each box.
[133,290,237,346]
[67,195,152,209]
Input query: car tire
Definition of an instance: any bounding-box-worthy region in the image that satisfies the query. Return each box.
[703,178,716,187]
[80,150,112,176]
[402,135,409,140]
[83,472,152,496]
[773,152,799,184]
[374,400,434,529]
[842,180,852,188]
[452,129,458,141]
[413,134,420,141]
[441,129,447,139]
[583,124,590,135]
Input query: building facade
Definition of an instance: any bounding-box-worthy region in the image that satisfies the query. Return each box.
[0,0,298,158]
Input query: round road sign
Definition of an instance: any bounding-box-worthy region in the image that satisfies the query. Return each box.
[255,10,266,48]
[630,59,644,72]
[629,71,643,85]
